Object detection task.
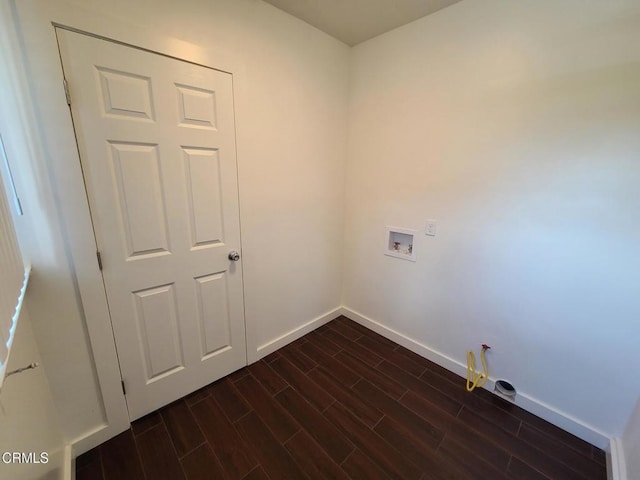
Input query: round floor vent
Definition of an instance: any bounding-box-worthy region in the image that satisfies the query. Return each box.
[495,379,517,399]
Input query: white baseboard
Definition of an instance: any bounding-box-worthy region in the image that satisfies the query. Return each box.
[340,306,610,450]
[607,438,627,480]
[256,307,342,360]
[70,420,131,458]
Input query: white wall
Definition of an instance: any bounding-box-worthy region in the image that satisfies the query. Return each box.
[344,0,640,441]
[9,0,640,455]
[8,0,349,448]
[0,308,66,480]
[623,397,640,479]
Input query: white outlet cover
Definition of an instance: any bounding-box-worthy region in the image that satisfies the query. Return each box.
[425,220,437,236]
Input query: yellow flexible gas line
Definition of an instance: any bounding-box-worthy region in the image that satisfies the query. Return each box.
[466,344,490,392]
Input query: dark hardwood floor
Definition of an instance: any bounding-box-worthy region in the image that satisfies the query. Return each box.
[76,316,607,480]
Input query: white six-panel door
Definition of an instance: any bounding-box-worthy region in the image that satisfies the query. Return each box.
[57,29,246,420]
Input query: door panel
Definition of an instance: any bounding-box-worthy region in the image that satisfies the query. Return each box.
[183,147,224,246]
[98,67,155,121]
[176,84,217,129]
[57,29,246,420]
[195,272,232,357]
[109,142,170,258]
[133,283,183,380]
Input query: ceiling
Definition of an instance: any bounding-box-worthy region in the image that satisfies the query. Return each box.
[262,0,463,46]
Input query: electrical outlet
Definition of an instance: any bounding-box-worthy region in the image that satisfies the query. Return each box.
[425,220,437,236]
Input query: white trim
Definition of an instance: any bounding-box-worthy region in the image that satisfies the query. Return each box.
[9,0,247,453]
[255,307,342,361]
[607,437,627,480]
[340,306,610,449]
[63,443,73,480]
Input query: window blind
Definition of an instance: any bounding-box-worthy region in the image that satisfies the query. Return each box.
[0,163,27,387]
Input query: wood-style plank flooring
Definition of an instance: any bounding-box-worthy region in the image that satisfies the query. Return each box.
[76,316,607,480]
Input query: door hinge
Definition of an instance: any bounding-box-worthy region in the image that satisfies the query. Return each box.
[121,380,126,395]
[96,251,103,271]
[63,78,71,105]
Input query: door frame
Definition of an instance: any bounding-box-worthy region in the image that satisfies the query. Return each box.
[7,0,248,454]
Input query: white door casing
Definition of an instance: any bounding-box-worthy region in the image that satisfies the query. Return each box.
[57,29,246,420]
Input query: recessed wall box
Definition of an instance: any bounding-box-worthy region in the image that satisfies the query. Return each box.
[384,226,416,262]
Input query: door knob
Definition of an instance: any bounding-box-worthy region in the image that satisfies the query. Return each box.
[228,250,240,261]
